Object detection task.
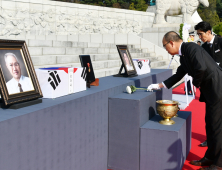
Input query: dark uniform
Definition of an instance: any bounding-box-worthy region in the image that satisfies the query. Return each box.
[164,42,222,167]
[202,35,222,68]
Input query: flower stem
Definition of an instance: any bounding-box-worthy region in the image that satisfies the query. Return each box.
[136,88,147,90]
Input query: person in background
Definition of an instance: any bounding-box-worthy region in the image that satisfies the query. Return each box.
[188,31,195,42]
[195,21,222,148]
[195,21,222,68]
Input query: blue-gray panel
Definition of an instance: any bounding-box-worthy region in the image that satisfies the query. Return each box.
[0,69,172,170]
[140,111,191,170]
[108,92,156,170]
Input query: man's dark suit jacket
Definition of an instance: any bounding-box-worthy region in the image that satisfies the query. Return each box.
[163,42,222,166]
[164,42,222,104]
[202,35,222,68]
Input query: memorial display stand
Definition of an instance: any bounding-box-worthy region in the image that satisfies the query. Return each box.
[108,91,191,170]
[113,64,138,77]
[0,69,181,170]
[108,92,156,170]
[140,112,191,170]
[0,98,42,109]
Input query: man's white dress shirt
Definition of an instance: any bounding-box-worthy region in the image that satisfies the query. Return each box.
[6,75,34,95]
[207,36,215,47]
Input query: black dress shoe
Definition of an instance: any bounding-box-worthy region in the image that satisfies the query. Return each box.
[190,157,213,166]
[200,140,207,147]
[199,165,222,170]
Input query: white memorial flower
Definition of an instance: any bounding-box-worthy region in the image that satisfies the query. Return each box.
[126,86,132,94]
[126,85,147,94]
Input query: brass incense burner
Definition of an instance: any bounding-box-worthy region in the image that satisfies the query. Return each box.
[156,100,180,125]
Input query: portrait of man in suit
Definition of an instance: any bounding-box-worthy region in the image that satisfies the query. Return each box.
[0,51,34,95]
[121,51,134,71]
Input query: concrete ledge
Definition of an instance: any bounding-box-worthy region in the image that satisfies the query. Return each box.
[32,55,57,65]
[56,55,80,64]
[28,40,52,47]
[79,34,91,42]
[53,41,72,47]
[91,34,102,43]
[115,34,127,44]
[68,35,79,42]
[83,48,98,54]
[66,48,84,55]
[29,47,43,56]
[98,48,110,54]
[72,42,88,48]
[88,42,100,48]
[35,35,46,40]
[103,34,115,44]
[56,35,68,41]
[128,34,141,45]
[42,47,66,55]
[45,35,57,41]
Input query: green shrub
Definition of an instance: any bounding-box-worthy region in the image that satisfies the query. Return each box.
[179,23,184,40]
[213,22,222,36]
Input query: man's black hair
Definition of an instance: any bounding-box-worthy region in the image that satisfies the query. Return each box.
[197,41,201,43]
[164,31,182,42]
[194,21,212,33]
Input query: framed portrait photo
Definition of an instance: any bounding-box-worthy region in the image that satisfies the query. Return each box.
[0,39,42,105]
[79,55,95,83]
[116,45,137,77]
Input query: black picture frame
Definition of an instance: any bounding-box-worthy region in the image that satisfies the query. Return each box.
[116,45,137,77]
[0,39,42,105]
[79,55,95,83]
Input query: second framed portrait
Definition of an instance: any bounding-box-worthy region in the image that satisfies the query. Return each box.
[116,45,137,77]
[0,39,42,105]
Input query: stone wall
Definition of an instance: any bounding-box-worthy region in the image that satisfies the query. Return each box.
[0,0,155,38]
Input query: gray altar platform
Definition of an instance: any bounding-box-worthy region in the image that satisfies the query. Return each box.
[108,92,156,170]
[108,90,191,170]
[140,111,192,170]
[0,69,172,170]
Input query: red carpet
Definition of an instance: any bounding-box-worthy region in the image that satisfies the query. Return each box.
[173,84,207,170]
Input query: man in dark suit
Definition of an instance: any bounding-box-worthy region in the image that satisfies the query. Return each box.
[195,21,222,68]
[147,31,222,170]
[195,22,222,147]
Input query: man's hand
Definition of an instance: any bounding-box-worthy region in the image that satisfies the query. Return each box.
[147,84,160,91]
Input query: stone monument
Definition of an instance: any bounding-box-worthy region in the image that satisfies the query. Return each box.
[152,0,209,27]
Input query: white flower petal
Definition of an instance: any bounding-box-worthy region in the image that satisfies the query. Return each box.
[126,86,132,94]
